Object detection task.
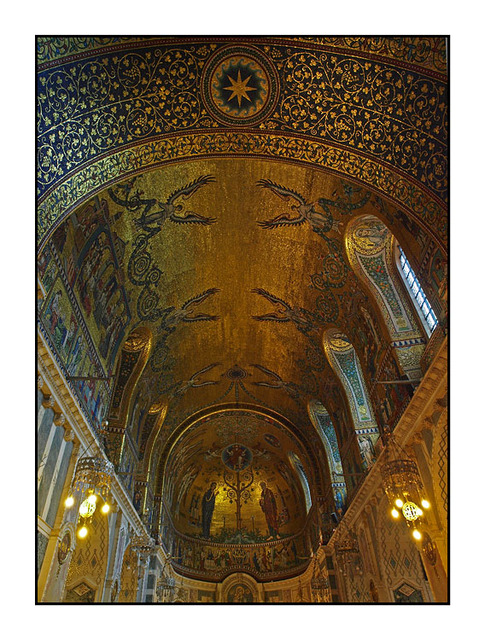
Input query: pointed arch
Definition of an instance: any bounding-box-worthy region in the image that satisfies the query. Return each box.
[308,400,347,514]
[345,214,426,380]
[105,326,153,468]
[323,329,380,471]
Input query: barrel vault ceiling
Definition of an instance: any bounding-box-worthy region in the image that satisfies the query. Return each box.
[37,36,448,500]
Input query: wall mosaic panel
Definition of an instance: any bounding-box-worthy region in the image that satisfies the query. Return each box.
[161,411,312,542]
[160,502,316,583]
[37,196,133,431]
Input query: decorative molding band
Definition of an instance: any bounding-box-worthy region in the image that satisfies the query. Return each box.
[37,131,447,252]
[37,36,447,77]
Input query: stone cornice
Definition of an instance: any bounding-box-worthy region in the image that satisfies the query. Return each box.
[37,330,148,537]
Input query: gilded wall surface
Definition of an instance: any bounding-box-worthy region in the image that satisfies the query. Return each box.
[36,36,448,604]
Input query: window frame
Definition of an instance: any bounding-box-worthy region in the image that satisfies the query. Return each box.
[397,245,438,336]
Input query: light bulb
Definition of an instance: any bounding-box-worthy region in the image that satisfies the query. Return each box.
[65,495,74,508]
[101,503,110,514]
[416,507,423,517]
[77,525,88,539]
[395,498,404,508]
[79,497,97,518]
[87,493,97,504]
[391,508,399,519]
[412,529,422,541]
[421,499,430,509]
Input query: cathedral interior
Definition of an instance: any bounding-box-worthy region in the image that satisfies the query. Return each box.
[36,35,449,604]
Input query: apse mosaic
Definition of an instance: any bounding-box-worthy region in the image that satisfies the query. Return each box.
[162,411,313,545]
[154,410,323,581]
[160,509,315,582]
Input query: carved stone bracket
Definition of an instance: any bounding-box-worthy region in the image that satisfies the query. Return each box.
[54,412,66,427]
[42,395,55,409]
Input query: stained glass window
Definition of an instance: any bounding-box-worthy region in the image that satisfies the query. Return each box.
[398,247,438,333]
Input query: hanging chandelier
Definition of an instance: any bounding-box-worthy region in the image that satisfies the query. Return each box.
[64,455,114,539]
[381,450,430,541]
[335,530,362,577]
[131,534,155,557]
[156,575,176,603]
[310,555,329,601]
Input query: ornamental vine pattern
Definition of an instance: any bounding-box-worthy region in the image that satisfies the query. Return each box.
[37,39,448,211]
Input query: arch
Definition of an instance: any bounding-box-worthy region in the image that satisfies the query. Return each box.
[219,572,261,603]
[323,329,379,471]
[308,400,347,515]
[105,326,153,468]
[345,214,426,380]
[288,451,312,513]
[155,403,325,500]
[37,38,447,254]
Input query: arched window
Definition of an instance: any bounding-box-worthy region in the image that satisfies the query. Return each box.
[398,246,438,335]
[345,215,426,380]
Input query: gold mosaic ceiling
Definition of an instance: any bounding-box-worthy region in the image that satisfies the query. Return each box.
[37,36,448,496]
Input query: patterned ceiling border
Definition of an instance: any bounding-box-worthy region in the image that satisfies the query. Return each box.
[37,40,448,204]
[37,130,447,252]
[37,36,447,77]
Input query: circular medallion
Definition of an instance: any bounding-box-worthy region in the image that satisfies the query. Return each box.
[57,531,71,565]
[222,443,253,471]
[202,46,279,127]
